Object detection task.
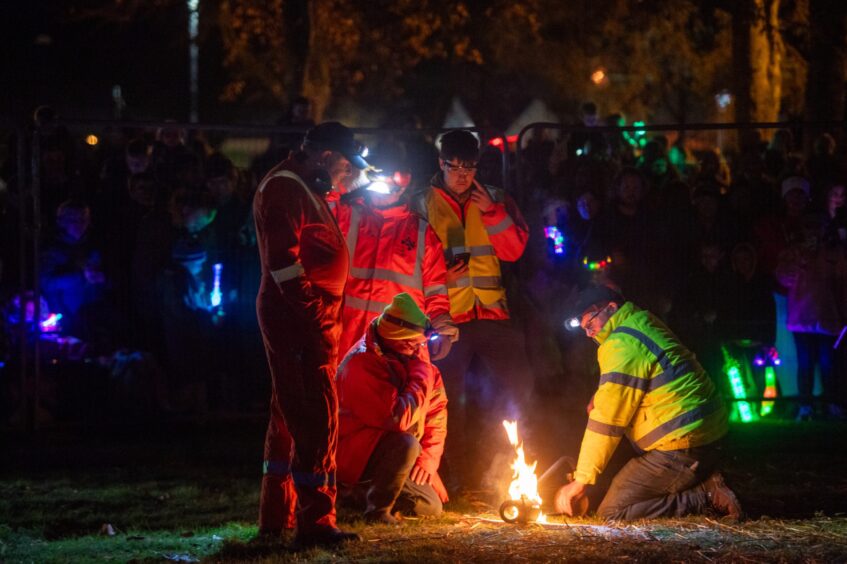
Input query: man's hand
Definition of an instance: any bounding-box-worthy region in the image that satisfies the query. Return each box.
[409,463,432,486]
[554,480,587,516]
[470,182,494,212]
[445,261,469,285]
[431,314,459,343]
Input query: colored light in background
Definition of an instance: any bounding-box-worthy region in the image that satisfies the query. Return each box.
[39,312,62,333]
[210,263,223,308]
[582,256,612,271]
[727,365,754,423]
[590,68,607,85]
[544,226,565,256]
[761,366,777,417]
[85,134,99,146]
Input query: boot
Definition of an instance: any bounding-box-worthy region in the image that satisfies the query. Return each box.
[702,472,743,521]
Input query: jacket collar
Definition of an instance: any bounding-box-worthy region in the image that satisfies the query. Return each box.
[593,301,638,345]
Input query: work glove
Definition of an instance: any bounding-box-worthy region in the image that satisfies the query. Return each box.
[428,335,452,361]
[430,314,459,343]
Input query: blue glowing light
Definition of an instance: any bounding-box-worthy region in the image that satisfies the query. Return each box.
[210,263,223,308]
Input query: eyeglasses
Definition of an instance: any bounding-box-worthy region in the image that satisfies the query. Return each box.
[581,306,606,328]
[443,161,478,174]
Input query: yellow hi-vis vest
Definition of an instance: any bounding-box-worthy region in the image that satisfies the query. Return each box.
[574,301,728,485]
[418,187,509,322]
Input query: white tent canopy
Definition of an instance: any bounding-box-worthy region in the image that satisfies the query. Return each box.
[506,99,561,138]
[442,97,475,129]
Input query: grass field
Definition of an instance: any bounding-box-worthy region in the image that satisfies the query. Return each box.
[2,417,846,562]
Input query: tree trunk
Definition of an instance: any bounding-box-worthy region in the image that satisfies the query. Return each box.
[300,0,333,121]
[732,0,784,149]
[804,0,847,147]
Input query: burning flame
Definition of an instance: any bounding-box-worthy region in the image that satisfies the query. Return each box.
[502,420,545,523]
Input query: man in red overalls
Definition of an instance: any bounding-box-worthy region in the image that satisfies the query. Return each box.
[255,122,367,548]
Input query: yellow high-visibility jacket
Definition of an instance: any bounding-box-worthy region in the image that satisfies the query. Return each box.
[574,302,728,485]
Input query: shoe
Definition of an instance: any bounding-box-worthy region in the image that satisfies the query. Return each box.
[795,404,813,421]
[291,527,362,550]
[364,510,401,525]
[702,472,743,521]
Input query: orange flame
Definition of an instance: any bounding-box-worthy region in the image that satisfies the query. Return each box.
[502,420,545,523]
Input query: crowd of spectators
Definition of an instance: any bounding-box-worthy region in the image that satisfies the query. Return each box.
[1,101,845,424]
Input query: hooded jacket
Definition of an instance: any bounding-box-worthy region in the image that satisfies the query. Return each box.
[336,322,449,502]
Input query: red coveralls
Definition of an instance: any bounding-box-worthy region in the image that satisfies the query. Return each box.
[334,199,450,359]
[255,159,349,534]
[336,323,449,502]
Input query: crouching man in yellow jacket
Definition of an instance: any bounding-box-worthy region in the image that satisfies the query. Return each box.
[555,285,743,521]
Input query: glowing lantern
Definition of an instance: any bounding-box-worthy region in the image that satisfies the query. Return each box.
[85,135,99,146]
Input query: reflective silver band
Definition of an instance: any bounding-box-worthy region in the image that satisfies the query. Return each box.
[271,262,305,283]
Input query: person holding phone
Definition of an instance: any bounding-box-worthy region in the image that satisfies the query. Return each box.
[411,129,530,493]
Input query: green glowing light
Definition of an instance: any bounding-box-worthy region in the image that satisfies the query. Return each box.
[722,347,757,424]
[760,366,777,416]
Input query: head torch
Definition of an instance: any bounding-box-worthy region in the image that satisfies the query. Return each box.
[365,167,411,194]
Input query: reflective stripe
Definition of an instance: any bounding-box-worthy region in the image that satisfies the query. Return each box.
[469,245,495,257]
[635,397,724,450]
[611,326,694,390]
[479,298,508,311]
[346,213,426,289]
[447,276,471,289]
[484,215,514,236]
[650,360,697,390]
[415,218,427,281]
[271,262,305,283]
[263,460,291,476]
[586,418,627,437]
[345,295,391,313]
[599,372,651,393]
[471,275,502,288]
[450,246,468,256]
[292,470,336,488]
[349,267,419,288]
[260,170,325,215]
[424,284,448,297]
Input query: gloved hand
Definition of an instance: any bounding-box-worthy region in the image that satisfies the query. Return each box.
[430,314,459,343]
[428,335,452,361]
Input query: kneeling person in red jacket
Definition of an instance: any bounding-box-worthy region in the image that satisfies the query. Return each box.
[337,293,449,524]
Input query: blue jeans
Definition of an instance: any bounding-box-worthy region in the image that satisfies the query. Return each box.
[597,444,720,520]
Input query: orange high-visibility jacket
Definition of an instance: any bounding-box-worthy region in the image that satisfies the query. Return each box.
[412,177,529,323]
[336,322,449,502]
[335,198,450,359]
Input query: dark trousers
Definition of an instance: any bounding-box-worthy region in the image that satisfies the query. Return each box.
[793,332,837,402]
[361,431,442,517]
[597,444,720,520]
[434,319,533,489]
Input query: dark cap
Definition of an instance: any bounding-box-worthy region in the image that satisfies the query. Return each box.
[303,121,368,169]
[569,284,625,319]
